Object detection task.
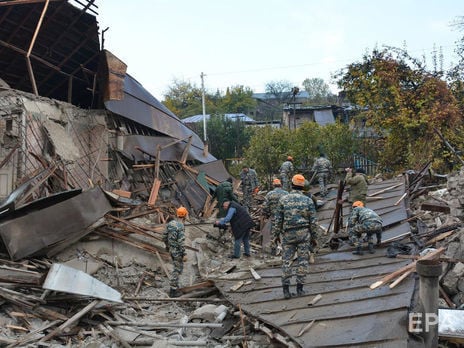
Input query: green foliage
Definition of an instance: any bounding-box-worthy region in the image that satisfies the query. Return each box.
[243,122,359,188]
[218,85,257,113]
[336,48,463,173]
[243,126,292,188]
[204,115,253,160]
[302,77,338,105]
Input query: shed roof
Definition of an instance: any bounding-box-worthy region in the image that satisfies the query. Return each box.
[182,113,255,124]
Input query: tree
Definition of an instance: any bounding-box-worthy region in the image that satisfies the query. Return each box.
[217,85,257,114]
[336,48,463,173]
[265,80,294,105]
[243,126,292,188]
[242,122,359,188]
[162,79,205,118]
[302,77,337,105]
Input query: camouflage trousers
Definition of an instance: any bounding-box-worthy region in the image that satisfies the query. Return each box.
[316,172,329,196]
[281,175,291,192]
[349,221,382,248]
[242,188,253,211]
[170,256,184,290]
[281,240,310,286]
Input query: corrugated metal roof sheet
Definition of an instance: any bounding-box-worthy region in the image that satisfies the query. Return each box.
[211,177,417,347]
[182,113,255,123]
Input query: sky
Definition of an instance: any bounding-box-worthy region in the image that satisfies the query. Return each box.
[96,0,463,101]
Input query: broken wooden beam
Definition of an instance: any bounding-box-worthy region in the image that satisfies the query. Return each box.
[370,247,445,289]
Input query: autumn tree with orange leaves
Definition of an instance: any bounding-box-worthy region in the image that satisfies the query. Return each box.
[336,48,464,173]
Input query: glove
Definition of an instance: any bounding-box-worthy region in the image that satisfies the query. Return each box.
[253,187,259,195]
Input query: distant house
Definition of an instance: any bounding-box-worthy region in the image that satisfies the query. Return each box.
[283,105,347,130]
[182,113,255,125]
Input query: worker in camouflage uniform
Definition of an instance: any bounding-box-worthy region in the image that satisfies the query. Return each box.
[273,174,317,299]
[344,167,368,206]
[263,178,288,224]
[279,156,294,192]
[311,153,332,197]
[213,177,238,218]
[163,206,187,297]
[348,201,383,255]
[240,165,259,211]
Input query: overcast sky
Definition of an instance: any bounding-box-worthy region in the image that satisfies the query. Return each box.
[97,0,463,100]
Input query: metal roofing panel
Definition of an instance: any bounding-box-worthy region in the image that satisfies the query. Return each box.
[182,113,255,123]
[105,75,215,164]
[314,109,335,125]
[211,177,416,346]
[121,135,216,163]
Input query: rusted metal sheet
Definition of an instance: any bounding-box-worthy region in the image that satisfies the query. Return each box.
[0,187,112,260]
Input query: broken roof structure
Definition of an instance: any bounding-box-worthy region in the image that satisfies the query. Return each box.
[0,0,223,214]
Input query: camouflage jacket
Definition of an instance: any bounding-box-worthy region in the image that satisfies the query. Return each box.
[348,206,383,228]
[279,160,294,177]
[273,190,317,243]
[214,181,238,204]
[240,168,259,190]
[163,219,185,258]
[263,187,288,219]
[312,157,332,173]
[345,172,368,202]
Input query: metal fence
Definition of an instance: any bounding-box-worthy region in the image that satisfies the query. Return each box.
[353,153,378,176]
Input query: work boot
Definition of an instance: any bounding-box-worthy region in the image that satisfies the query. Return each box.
[352,246,364,255]
[283,284,291,299]
[296,283,305,296]
[169,288,183,298]
[368,242,375,254]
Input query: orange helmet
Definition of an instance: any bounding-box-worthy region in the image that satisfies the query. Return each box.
[176,206,188,217]
[352,201,364,208]
[272,178,281,186]
[287,156,293,161]
[292,174,305,187]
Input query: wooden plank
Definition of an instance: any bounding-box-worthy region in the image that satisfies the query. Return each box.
[112,189,131,198]
[147,178,161,206]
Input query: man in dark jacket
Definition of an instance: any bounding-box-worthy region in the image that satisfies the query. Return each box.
[213,178,239,217]
[215,200,254,259]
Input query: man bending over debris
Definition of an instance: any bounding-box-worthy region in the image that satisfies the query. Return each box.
[273,174,317,299]
[163,206,187,297]
[215,200,255,259]
[348,201,383,255]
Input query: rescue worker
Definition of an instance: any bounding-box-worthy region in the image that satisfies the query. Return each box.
[213,177,238,217]
[163,206,187,297]
[344,167,368,206]
[240,165,259,211]
[311,153,332,197]
[279,156,294,192]
[263,178,288,224]
[215,200,255,259]
[273,174,317,299]
[348,201,383,255]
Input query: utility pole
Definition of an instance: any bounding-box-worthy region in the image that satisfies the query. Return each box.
[200,72,207,142]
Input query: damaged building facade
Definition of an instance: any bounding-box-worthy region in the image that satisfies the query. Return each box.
[0,1,226,217]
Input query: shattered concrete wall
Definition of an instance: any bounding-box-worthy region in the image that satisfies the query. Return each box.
[0,87,109,199]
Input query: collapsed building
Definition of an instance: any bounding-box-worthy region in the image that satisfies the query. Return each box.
[0,1,463,348]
